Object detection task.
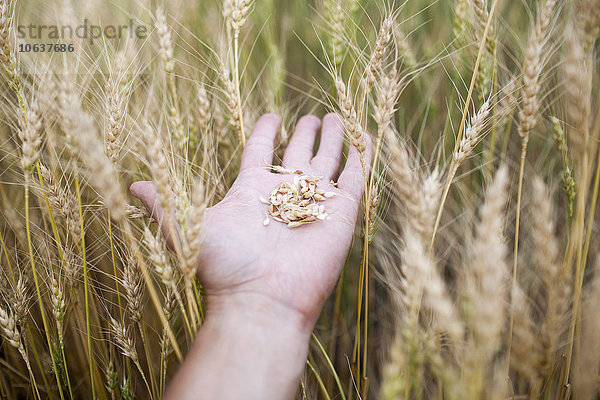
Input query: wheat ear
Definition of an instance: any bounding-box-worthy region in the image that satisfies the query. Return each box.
[363,17,393,88]
[0,305,40,398]
[460,166,509,398]
[572,259,600,399]
[531,177,570,376]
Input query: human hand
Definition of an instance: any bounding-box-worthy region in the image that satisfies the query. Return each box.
[130,113,371,333]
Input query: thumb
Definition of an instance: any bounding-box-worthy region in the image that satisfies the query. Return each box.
[130,181,180,249]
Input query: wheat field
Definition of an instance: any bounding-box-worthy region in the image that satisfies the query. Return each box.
[0,0,599,398]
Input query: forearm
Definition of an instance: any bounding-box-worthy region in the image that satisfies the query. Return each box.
[163,294,313,400]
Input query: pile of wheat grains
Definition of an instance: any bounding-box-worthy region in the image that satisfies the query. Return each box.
[261,167,336,228]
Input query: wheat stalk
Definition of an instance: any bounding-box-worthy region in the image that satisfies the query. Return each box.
[508,0,557,370]
[430,0,500,250]
[222,0,252,147]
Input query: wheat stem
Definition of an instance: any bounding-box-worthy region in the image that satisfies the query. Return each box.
[24,175,65,400]
[73,176,96,399]
[430,0,499,250]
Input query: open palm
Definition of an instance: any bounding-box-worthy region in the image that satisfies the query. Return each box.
[130,113,371,326]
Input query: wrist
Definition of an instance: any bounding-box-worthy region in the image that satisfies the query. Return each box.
[205,290,317,338]
[165,293,312,400]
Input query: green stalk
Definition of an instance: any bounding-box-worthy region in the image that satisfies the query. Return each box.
[107,212,124,322]
[505,140,527,373]
[120,222,183,361]
[73,176,96,399]
[57,329,74,399]
[0,232,53,398]
[430,0,499,250]
[137,322,157,398]
[307,358,331,400]
[24,175,65,400]
[313,334,346,400]
[233,32,246,147]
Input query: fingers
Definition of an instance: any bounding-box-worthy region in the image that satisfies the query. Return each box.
[338,131,372,201]
[310,113,344,180]
[240,114,281,170]
[282,115,321,169]
[130,181,180,249]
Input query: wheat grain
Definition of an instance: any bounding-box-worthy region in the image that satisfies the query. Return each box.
[73,110,127,220]
[575,0,600,52]
[564,24,589,156]
[11,275,28,325]
[182,183,205,279]
[324,0,346,64]
[229,0,253,39]
[335,78,366,167]
[38,164,81,241]
[127,204,152,220]
[467,166,509,348]
[145,121,174,219]
[105,80,125,163]
[453,99,491,166]
[393,23,417,68]
[49,273,66,327]
[385,133,439,242]
[262,172,333,228]
[364,17,393,88]
[156,7,175,74]
[197,85,211,131]
[417,169,442,244]
[144,227,173,285]
[105,361,119,396]
[109,316,139,364]
[517,0,556,147]
[220,62,245,144]
[374,71,400,128]
[0,0,16,81]
[57,71,80,154]
[0,304,24,353]
[18,100,42,172]
[453,0,468,42]
[122,255,144,323]
[470,0,495,52]
[61,248,80,287]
